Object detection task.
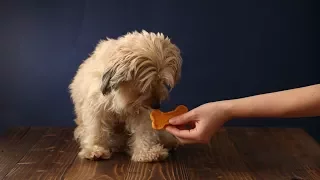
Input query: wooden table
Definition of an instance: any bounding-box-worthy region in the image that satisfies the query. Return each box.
[0,127,319,180]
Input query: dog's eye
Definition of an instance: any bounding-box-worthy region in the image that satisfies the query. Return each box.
[165,84,171,91]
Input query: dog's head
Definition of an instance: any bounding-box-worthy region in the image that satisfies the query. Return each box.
[100,30,182,114]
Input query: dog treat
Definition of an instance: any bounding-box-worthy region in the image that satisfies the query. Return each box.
[150,105,188,130]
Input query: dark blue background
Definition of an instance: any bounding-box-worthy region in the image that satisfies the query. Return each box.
[1,0,319,140]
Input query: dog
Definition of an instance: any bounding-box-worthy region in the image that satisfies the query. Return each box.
[68,30,183,162]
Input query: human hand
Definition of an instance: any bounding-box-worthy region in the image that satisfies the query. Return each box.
[165,101,231,144]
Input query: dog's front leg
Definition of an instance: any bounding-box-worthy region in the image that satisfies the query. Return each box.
[127,116,169,162]
[76,110,114,160]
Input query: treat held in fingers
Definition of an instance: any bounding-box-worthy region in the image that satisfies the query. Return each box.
[150,105,189,130]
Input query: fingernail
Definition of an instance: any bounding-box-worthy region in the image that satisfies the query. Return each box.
[169,118,175,124]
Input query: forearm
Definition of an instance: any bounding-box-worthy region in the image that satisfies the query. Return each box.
[225,84,320,119]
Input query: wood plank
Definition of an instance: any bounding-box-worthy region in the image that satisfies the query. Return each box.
[227,127,320,180]
[172,128,255,180]
[64,152,130,180]
[3,127,78,180]
[64,129,255,180]
[2,127,319,179]
[0,127,47,179]
[64,151,190,180]
[271,128,320,179]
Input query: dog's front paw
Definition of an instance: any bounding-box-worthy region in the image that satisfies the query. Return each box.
[78,145,112,160]
[131,144,169,162]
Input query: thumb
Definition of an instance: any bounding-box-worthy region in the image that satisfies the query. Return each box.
[169,111,195,125]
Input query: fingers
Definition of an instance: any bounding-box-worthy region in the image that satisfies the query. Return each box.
[169,110,196,125]
[175,122,195,130]
[165,125,210,144]
[165,125,197,139]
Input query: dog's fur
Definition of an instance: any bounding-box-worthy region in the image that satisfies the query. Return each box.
[68,30,182,162]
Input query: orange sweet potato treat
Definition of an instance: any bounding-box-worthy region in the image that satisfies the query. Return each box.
[150,105,188,130]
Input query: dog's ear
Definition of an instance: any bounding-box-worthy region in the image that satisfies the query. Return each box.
[100,68,116,95]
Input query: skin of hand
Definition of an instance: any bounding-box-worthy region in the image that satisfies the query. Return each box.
[165,101,231,144]
[165,84,320,144]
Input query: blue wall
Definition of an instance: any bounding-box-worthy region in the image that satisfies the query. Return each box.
[1,0,319,139]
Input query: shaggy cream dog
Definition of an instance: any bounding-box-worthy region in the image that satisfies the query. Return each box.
[69,30,183,162]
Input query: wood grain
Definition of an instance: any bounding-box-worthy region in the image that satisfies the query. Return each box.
[171,129,255,180]
[65,129,255,180]
[271,128,320,179]
[3,127,78,180]
[227,127,320,180]
[0,127,47,179]
[1,127,319,180]
[64,152,130,180]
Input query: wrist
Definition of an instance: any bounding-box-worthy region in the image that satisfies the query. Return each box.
[215,100,235,122]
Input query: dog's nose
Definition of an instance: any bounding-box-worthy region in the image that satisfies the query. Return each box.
[151,102,161,109]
